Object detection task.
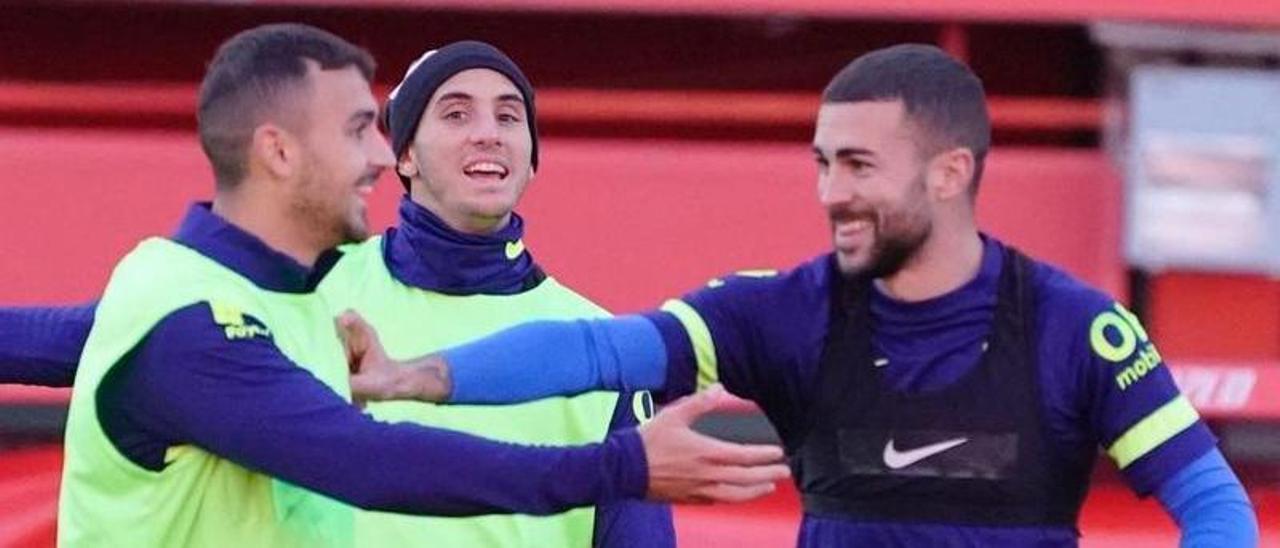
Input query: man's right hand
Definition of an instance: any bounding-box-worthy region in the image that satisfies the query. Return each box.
[336,310,452,404]
[640,385,790,504]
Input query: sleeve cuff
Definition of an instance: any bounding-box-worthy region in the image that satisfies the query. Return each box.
[1121,420,1218,497]
[604,428,649,501]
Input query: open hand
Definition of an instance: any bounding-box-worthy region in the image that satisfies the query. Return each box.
[639,385,790,504]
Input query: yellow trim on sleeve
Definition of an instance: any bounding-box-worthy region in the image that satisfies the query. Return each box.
[1107,395,1200,469]
[660,299,720,390]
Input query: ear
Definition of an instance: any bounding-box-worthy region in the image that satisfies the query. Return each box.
[397,148,419,179]
[927,147,976,201]
[250,123,297,180]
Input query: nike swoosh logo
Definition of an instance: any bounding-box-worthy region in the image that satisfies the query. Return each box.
[883,437,968,469]
[504,240,525,260]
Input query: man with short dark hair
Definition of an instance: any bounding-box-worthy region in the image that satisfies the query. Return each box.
[33,23,786,547]
[344,44,1259,546]
[1,37,681,547]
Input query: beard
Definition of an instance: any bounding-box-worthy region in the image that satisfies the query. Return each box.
[291,171,374,250]
[859,217,930,278]
[833,173,932,279]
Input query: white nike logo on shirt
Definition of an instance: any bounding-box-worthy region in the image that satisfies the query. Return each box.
[882,437,969,469]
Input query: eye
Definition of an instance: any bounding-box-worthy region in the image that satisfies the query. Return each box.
[497,112,521,124]
[443,110,467,122]
[814,156,830,173]
[846,158,874,172]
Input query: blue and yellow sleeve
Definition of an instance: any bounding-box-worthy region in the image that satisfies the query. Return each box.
[1083,301,1218,495]
[642,267,825,411]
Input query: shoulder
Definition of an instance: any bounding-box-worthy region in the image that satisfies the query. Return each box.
[318,236,384,307]
[148,301,276,352]
[1023,254,1119,330]
[323,237,382,283]
[686,254,832,310]
[1020,251,1155,373]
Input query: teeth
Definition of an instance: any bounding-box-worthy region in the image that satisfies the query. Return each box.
[464,161,507,176]
[840,219,871,232]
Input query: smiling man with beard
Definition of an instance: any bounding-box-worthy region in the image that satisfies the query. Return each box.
[342,44,1259,547]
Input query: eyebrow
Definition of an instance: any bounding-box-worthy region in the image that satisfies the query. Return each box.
[433,91,524,107]
[812,145,876,159]
[495,93,524,105]
[348,109,377,126]
[433,91,474,105]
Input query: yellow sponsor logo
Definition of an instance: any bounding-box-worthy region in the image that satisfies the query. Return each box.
[1089,303,1162,390]
[224,323,272,341]
[1115,344,1162,390]
[504,239,525,260]
[210,302,244,327]
[209,301,271,341]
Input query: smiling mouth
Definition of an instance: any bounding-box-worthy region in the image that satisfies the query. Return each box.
[463,161,510,181]
[354,173,379,198]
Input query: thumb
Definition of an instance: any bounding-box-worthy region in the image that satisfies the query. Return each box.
[335,310,369,371]
[660,384,728,426]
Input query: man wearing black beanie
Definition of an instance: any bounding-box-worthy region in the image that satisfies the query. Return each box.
[327,41,677,547]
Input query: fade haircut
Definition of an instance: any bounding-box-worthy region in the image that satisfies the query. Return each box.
[197,23,376,189]
[822,44,991,192]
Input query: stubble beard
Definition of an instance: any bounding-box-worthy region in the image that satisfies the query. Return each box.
[836,174,932,280]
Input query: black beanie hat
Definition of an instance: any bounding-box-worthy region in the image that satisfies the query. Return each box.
[384,41,538,189]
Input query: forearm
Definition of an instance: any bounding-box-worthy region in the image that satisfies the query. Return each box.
[258,417,650,516]
[1156,449,1258,547]
[183,368,650,516]
[0,303,95,386]
[439,316,667,404]
[133,306,650,517]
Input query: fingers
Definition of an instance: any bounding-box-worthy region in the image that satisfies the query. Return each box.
[694,436,786,466]
[336,310,380,373]
[697,462,791,486]
[655,384,729,426]
[693,481,779,504]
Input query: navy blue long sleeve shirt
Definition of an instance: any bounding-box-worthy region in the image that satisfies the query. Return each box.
[437,235,1255,546]
[13,203,649,517]
[0,201,669,543]
[0,304,90,387]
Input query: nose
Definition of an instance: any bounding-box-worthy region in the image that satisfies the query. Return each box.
[468,112,502,148]
[370,130,395,169]
[818,171,855,208]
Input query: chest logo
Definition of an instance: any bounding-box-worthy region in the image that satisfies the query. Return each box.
[505,239,526,260]
[883,437,969,469]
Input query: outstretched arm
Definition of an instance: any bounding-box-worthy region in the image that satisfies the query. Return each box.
[106,304,788,516]
[343,313,667,405]
[0,303,96,386]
